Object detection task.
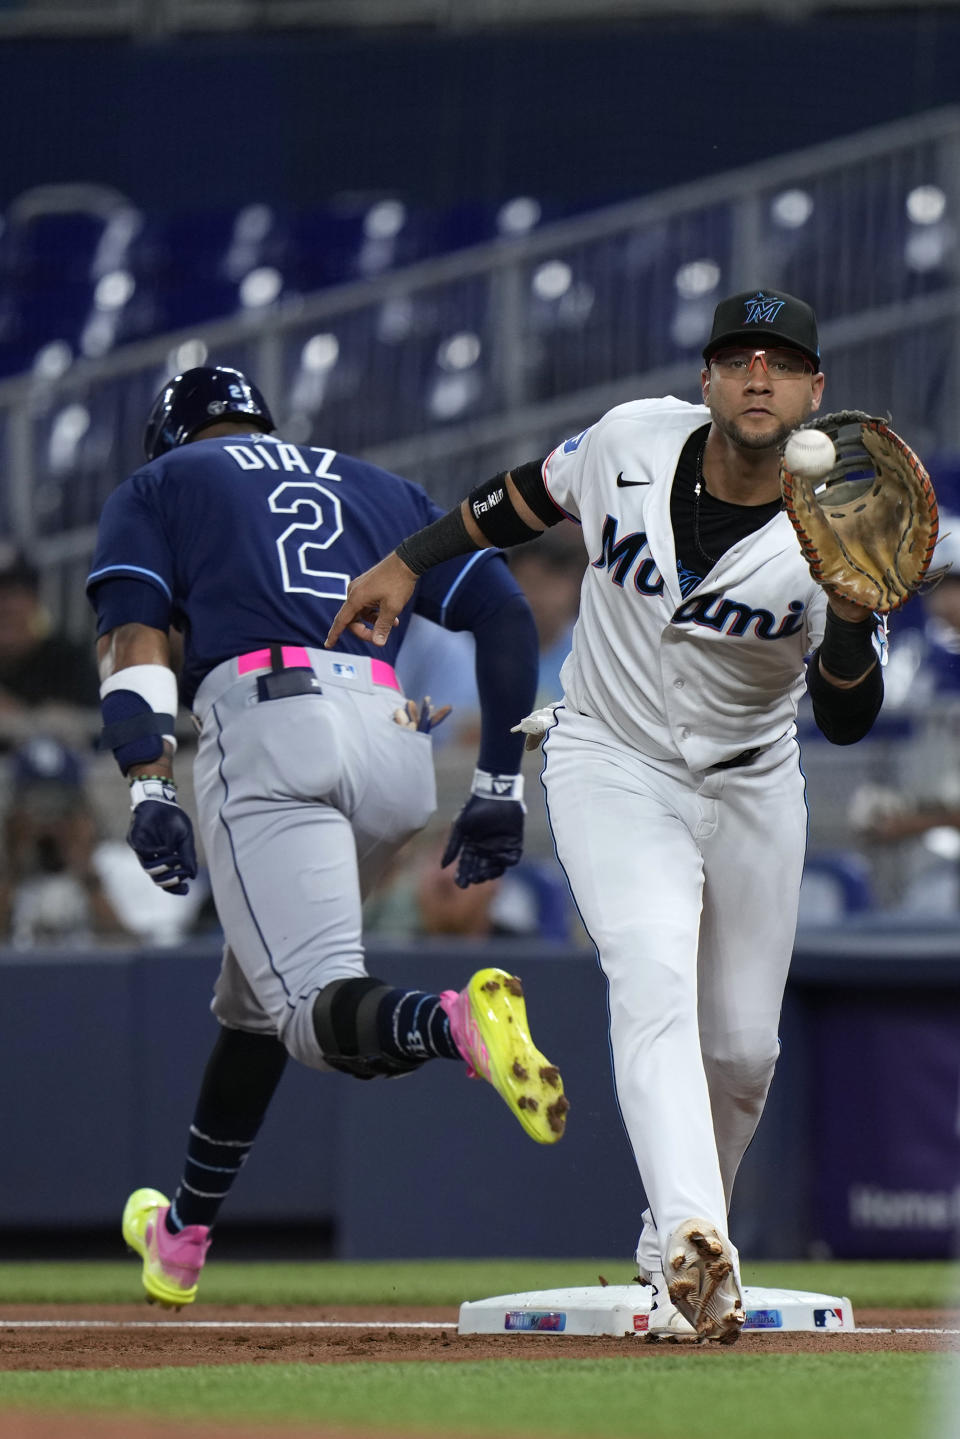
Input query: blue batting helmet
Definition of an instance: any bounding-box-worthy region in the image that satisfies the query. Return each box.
[143,365,275,461]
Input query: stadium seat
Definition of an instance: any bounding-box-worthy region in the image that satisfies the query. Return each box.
[798,850,875,925]
[291,197,437,292]
[155,204,295,331]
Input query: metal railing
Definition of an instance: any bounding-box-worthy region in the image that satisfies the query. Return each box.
[3,0,956,38]
[3,106,959,634]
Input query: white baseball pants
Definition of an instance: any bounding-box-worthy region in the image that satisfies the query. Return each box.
[541,706,807,1267]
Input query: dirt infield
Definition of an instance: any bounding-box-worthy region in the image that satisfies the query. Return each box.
[0,1416,453,1439]
[0,1419,434,1439]
[0,1304,956,1372]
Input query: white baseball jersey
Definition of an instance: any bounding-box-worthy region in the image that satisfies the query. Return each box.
[542,396,827,771]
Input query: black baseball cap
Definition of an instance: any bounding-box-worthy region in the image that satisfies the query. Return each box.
[703,288,821,369]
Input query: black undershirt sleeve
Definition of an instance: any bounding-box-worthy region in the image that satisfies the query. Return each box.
[806,651,884,744]
[509,458,565,528]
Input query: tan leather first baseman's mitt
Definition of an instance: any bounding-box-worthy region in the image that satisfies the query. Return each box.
[780,410,939,612]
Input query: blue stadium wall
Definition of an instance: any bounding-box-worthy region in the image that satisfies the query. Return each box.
[3,14,960,212]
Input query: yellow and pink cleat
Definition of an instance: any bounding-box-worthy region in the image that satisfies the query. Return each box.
[440,968,569,1144]
[121,1187,211,1310]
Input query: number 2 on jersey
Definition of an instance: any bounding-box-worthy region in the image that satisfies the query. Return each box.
[269,481,350,600]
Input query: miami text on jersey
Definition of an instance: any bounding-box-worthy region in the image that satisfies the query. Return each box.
[592,516,805,639]
[591,515,664,595]
[671,594,806,639]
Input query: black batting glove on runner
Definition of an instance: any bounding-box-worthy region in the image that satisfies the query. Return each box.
[127,776,198,896]
[441,771,525,889]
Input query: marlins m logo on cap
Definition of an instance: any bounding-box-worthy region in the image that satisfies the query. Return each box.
[743,292,786,326]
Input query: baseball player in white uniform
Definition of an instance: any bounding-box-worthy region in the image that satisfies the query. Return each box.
[328,289,885,1343]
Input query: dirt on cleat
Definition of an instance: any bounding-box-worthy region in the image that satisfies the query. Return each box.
[547,1096,570,1134]
[443,967,569,1144]
[666,1218,745,1344]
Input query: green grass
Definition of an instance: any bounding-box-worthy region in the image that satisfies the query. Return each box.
[0,1256,956,1308]
[0,1259,956,1439]
[0,1356,954,1439]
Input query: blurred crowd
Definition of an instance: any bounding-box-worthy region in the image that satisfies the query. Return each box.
[832,510,960,922]
[795,454,960,922]
[0,542,209,949]
[5,469,960,952]
[0,530,584,952]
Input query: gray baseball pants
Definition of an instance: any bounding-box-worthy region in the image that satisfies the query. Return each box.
[189,648,437,1069]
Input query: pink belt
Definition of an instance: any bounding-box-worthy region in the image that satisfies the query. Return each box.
[235,647,401,692]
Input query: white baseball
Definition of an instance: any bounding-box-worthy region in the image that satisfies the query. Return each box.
[783,429,836,481]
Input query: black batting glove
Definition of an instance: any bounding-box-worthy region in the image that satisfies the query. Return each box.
[127,776,198,896]
[441,771,525,889]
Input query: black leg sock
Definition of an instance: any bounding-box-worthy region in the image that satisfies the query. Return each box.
[166,1027,288,1234]
[376,989,459,1063]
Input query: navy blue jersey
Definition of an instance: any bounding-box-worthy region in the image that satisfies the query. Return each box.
[87,433,512,706]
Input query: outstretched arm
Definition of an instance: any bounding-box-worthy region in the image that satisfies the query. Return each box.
[326,464,555,649]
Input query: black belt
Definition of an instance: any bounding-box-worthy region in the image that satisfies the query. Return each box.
[710,745,765,772]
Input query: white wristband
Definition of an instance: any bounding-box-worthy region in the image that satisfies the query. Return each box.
[470,768,524,802]
[129,776,179,809]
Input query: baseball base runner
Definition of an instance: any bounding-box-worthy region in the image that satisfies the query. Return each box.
[87,366,568,1309]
